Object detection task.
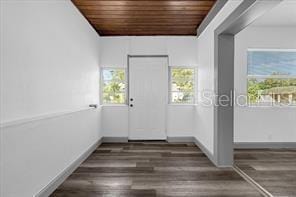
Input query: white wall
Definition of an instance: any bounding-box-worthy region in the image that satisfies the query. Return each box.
[195,0,243,154]
[234,26,296,142]
[0,1,101,196]
[167,105,195,137]
[100,36,198,67]
[100,36,197,138]
[102,106,128,137]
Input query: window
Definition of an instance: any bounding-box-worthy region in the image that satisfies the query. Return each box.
[247,50,296,105]
[170,67,195,104]
[101,68,126,104]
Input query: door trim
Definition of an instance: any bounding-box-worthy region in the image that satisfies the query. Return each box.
[127,55,169,140]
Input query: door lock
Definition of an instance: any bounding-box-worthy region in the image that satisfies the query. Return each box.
[130,104,133,107]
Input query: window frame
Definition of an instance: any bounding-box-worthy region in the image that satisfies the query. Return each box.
[169,66,196,105]
[100,67,128,105]
[247,49,296,107]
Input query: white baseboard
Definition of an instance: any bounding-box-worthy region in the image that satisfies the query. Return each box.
[101,136,219,167]
[167,137,195,143]
[193,137,217,166]
[33,135,227,197]
[102,137,128,143]
[35,138,102,197]
[234,142,296,149]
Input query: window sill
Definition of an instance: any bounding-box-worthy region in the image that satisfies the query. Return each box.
[168,104,197,106]
[102,104,128,107]
[246,105,296,108]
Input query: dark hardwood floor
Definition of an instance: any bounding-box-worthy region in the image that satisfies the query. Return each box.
[51,142,261,197]
[235,148,296,197]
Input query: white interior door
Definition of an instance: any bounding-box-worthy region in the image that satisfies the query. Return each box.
[129,57,168,140]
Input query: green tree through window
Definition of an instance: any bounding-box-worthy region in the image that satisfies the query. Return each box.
[170,68,195,104]
[247,50,296,105]
[102,68,126,104]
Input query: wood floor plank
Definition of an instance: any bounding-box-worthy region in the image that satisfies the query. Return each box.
[235,148,296,196]
[51,142,262,196]
[52,189,157,197]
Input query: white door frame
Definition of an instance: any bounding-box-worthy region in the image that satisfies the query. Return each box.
[127,55,169,141]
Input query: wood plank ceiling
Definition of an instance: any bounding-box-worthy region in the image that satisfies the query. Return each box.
[72,0,217,36]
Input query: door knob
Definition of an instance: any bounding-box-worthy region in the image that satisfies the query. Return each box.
[130,98,133,101]
[130,104,133,107]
